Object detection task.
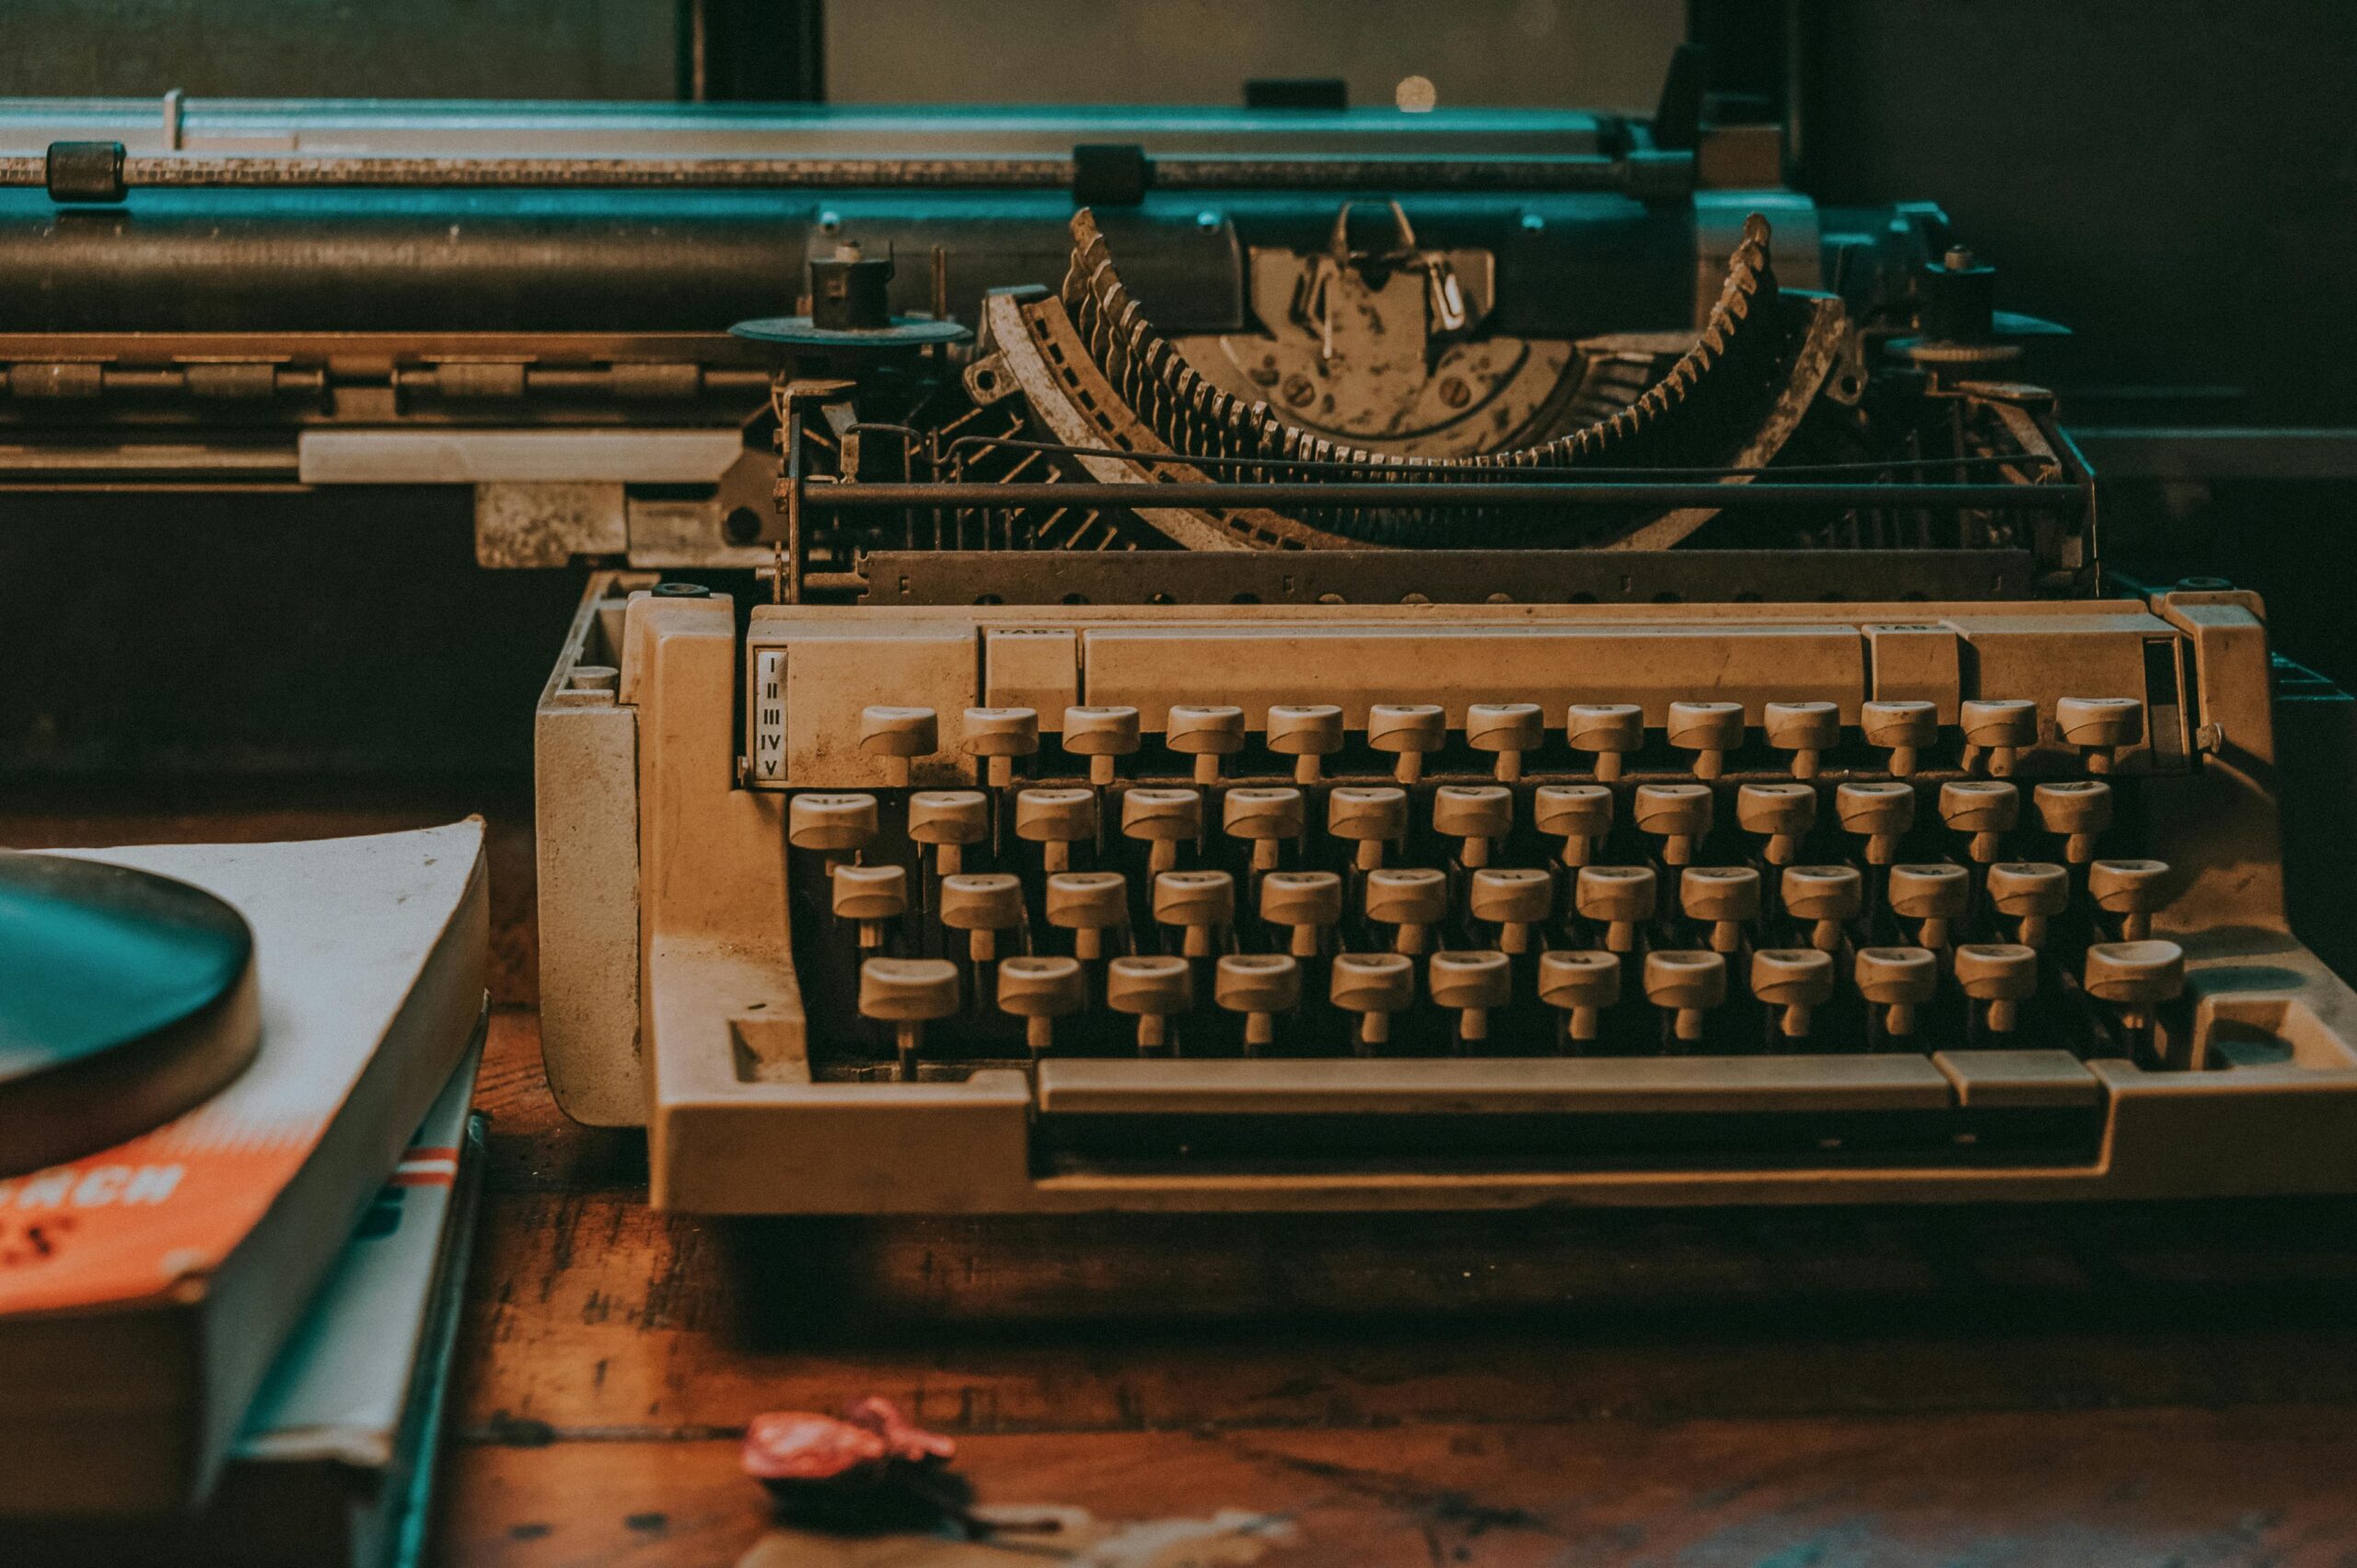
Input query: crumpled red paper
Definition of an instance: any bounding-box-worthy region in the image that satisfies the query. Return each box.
[742,1397,956,1489]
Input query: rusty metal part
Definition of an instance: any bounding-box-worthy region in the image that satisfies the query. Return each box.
[962,208,1862,551]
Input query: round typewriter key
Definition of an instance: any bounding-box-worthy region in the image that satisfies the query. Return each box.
[1681,865,1761,953]
[1015,785,1097,872]
[1643,949,1727,1043]
[937,872,1024,962]
[1633,783,1713,866]
[1736,782,1817,865]
[1153,869,1235,958]
[1764,701,1840,779]
[1260,870,1343,957]
[1166,703,1246,784]
[1433,784,1513,868]
[1782,865,1863,952]
[1367,703,1446,784]
[907,789,989,875]
[858,958,960,1079]
[1861,700,1938,776]
[1327,785,1408,871]
[1266,703,1344,784]
[1988,862,2070,948]
[788,791,879,855]
[1955,942,2038,1034]
[1566,703,1643,781]
[2034,779,2113,864]
[1468,867,1551,955]
[1365,867,1449,955]
[1534,783,1613,865]
[963,705,1039,788]
[1330,952,1414,1052]
[1222,785,1305,873]
[996,955,1086,1056]
[1062,704,1142,785]
[1045,871,1129,961]
[1835,781,1915,865]
[1574,865,1657,953]
[1467,703,1544,781]
[1937,779,2019,863]
[1855,946,1938,1038]
[1666,701,1745,780]
[1215,953,1301,1052]
[857,705,939,787]
[1959,699,2038,777]
[1429,950,1511,1046]
[1750,947,1834,1040]
[1107,955,1194,1052]
[1538,950,1620,1042]
[2090,857,2172,940]
[1121,786,1204,877]
[2083,938,2186,1032]
[2056,696,2143,774]
[1888,863,1970,948]
[830,862,909,949]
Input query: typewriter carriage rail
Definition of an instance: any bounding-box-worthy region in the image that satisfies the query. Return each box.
[536,574,2357,1213]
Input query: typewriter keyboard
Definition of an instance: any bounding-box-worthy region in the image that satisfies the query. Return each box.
[784,696,2186,1084]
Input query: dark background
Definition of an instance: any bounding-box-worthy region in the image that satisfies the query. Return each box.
[2,0,2351,778]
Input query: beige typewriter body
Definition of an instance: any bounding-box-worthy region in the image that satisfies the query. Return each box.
[537,575,2357,1213]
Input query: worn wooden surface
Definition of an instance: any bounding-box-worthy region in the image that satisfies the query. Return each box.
[18,789,2357,1563]
[448,1006,2357,1566]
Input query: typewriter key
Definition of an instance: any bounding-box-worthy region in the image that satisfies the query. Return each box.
[1215,953,1301,1053]
[2089,858,2172,941]
[1534,783,1613,865]
[1574,865,1656,954]
[1959,700,2038,778]
[2083,938,2185,1034]
[1267,703,1344,784]
[1566,703,1643,783]
[2034,780,2113,864]
[1855,946,1938,1038]
[2056,697,2143,775]
[857,705,938,789]
[1750,947,1834,1040]
[1644,949,1727,1043]
[1467,703,1544,782]
[1955,943,2038,1034]
[1365,867,1449,955]
[1538,950,1620,1043]
[1764,701,1840,780]
[1988,862,2069,949]
[1634,783,1713,867]
[1861,700,1938,777]
[1429,950,1511,1047]
[1681,865,1761,954]
[1107,955,1194,1053]
[1736,783,1817,866]
[858,958,960,1079]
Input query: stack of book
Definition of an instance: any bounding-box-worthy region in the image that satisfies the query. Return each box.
[0,823,493,1568]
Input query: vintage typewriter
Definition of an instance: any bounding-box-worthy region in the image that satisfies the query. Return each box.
[531,176,2357,1215]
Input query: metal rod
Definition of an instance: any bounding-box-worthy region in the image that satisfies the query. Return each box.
[0,151,1676,194]
[796,480,2085,513]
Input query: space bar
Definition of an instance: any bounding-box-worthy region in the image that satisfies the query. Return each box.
[1033,1055,1956,1117]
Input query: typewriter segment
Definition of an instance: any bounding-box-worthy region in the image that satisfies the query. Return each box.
[539,587,2357,1212]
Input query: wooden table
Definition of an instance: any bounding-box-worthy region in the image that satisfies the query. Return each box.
[16,786,2357,1565]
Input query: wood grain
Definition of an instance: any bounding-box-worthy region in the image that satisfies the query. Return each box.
[445,1013,2357,1565]
[440,1406,2357,1568]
